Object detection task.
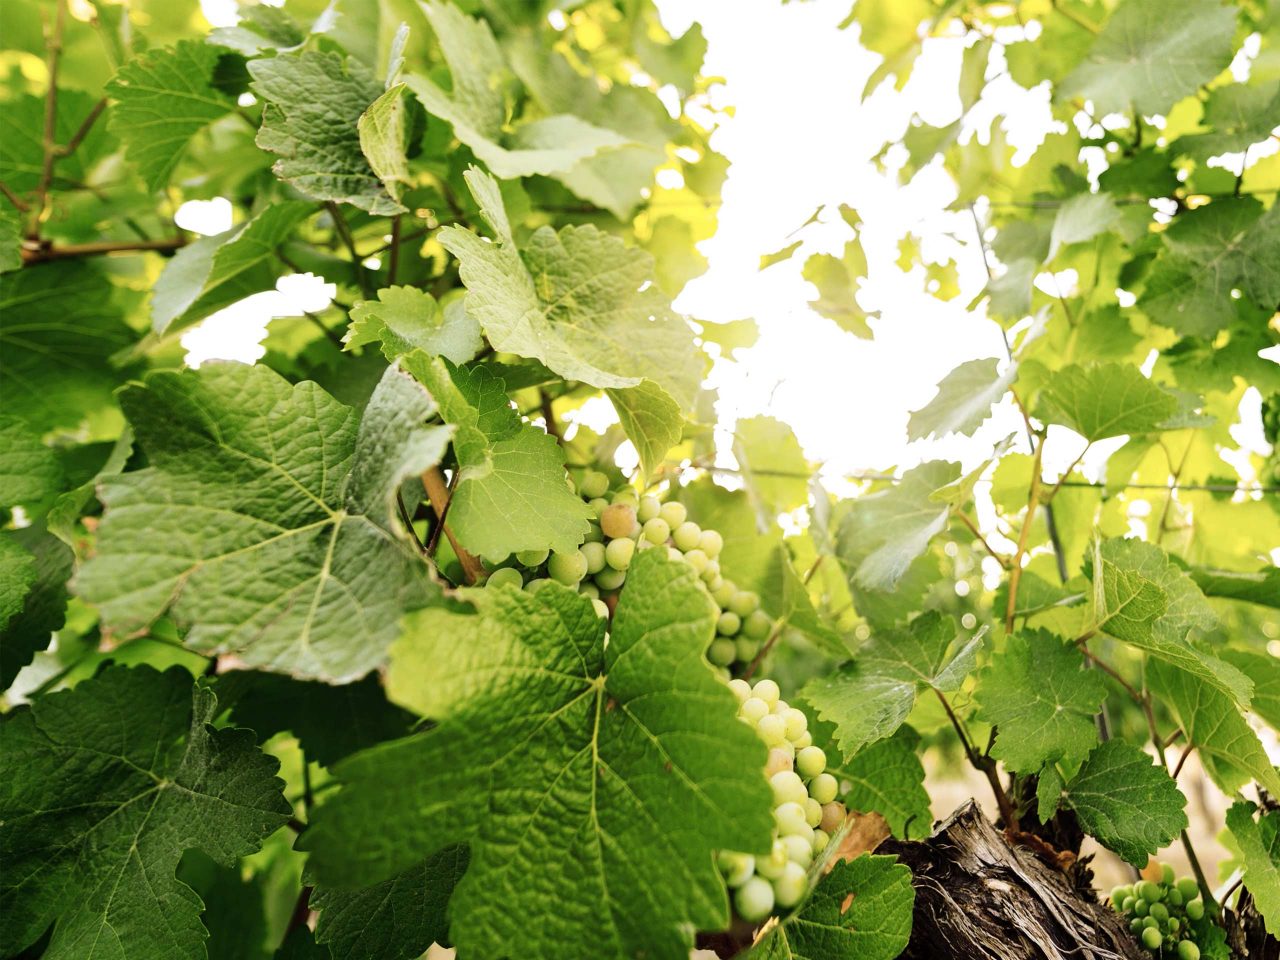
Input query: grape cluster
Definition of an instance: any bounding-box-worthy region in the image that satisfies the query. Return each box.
[485,469,776,672]
[716,678,846,923]
[1110,865,1205,959]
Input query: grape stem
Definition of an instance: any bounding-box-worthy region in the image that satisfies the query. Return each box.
[741,555,824,680]
[1003,439,1045,635]
[421,466,484,584]
[30,0,66,239]
[934,687,1019,830]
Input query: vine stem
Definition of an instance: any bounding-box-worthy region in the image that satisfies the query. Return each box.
[421,466,484,584]
[954,509,1008,568]
[30,0,66,239]
[741,556,823,681]
[1003,439,1044,635]
[21,236,186,264]
[934,687,1019,829]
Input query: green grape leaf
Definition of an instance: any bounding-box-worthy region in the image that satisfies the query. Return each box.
[152,201,313,335]
[344,286,483,364]
[907,357,1016,441]
[803,611,984,759]
[1036,762,1067,822]
[440,167,700,408]
[1189,565,1280,608]
[837,461,959,591]
[734,415,811,515]
[761,240,802,270]
[1148,660,1280,796]
[250,51,404,214]
[1048,191,1121,260]
[404,2,625,180]
[830,726,932,839]
[1060,740,1188,865]
[216,671,416,767]
[0,414,63,508]
[748,855,915,960]
[48,428,134,546]
[1058,0,1237,116]
[0,262,134,434]
[0,664,291,959]
[1037,363,1179,441]
[0,524,73,691]
[1221,649,1280,730]
[105,40,236,190]
[208,4,305,55]
[1177,81,1280,162]
[357,83,415,207]
[606,380,684,479]
[176,850,271,960]
[0,207,20,274]
[402,353,593,561]
[980,257,1037,320]
[77,363,449,682]
[1139,198,1280,337]
[803,240,874,337]
[1226,801,1280,936]
[1085,538,1249,704]
[312,847,469,960]
[0,91,114,193]
[301,552,774,960]
[975,629,1105,773]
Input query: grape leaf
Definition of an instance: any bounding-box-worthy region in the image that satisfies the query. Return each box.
[1177,81,1280,163]
[106,40,237,190]
[837,461,959,591]
[301,552,774,960]
[975,629,1104,773]
[734,415,811,515]
[1226,801,1280,936]
[77,363,449,682]
[748,855,915,960]
[981,257,1037,320]
[829,726,932,839]
[0,414,63,508]
[0,536,36,634]
[0,524,73,691]
[208,5,305,55]
[152,201,313,334]
[1085,538,1250,704]
[0,207,20,274]
[1037,363,1179,441]
[48,428,134,546]
[250,51,404,214]
[402,353,593,560]
[0,91,114,193]
[216,671,416,767]
[1048,192,1120,260]
[1148,660,1280,797]
[803,611,984,760]
[357,83,415,207]
[1059,740,1188,865]
[1190,566,1280,608]
[344,286,483,364]
[803,240,874,337]
[907,357,1015,441]
[1058,0,1237,116]
[0,664,291,960]
[606,380,684,479]
[1139,198,1280,337]
[404,2,625,180]
[0,261,134,434]
[1221,649,1280,730]
[177,850,271,960]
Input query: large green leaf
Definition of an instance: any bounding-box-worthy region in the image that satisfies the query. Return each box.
[907,357,1015,441]
[829,726,931,839]
[1226,801,1280,937]
[77,363,448,682]
[0,524,73,691]
[1037,363,1179,441]
[301,552,774,960]
[1177,81,1280,163]
[344,286,483,365]
[0,665,290,960]
[0,414,63,509]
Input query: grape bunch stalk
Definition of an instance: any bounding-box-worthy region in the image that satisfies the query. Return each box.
[484,469,777,673]
[717,677,846,922]
[1110,864,1207,959]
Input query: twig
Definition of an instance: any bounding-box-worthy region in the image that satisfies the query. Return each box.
[21,236,186,264]
[302,310,345,349]
[1004,439,1044,635]
[1074,638,1144,705]
[742,556,824,680]
[1172,744,1195,779]
[396,493,428,556]
[539,389,561,441]
[0,180,29,212]
[30,0,67,239]
[421,466,484,584]
[326,201,371,297]
[56,97,107,157]
[954,509,1008,568]
[935,687,1019,829]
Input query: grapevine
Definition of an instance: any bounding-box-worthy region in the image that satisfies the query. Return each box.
[1111,866,1210,959]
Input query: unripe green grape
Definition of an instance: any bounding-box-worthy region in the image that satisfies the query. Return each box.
[728,678,752,703]
[1184,899,1204,920]
[809,772,838,804]
[735,638,760,662]
[1141,927,1161,951]
[698,529,724,558]
[782,708,808,740]
[667,546,684,563]
[583,522,604,543]
[580,541,607,575]
[642,517,670,544]
[757,713,787,745]
[605,537,635,571]
[819,800,846,833]
[730,590,761,617]
[1111,885,1132,908]
[717,611,741,636]
[701,560,721,583]
[637,495,661,523]
[704,575,725,593]
[516,548,549,567]
[773,860,808,908]
[812,828,830,853]
[765,746,793,778]
[548,549,588,585]
[682,548,709,574]
[792,730,813,749]
[594,568,627,591]
[1167,916,1179,934]
[588,497,609,519]
[712,581,737,607]
[770,771,808,806]
[718,851,754,887]
[1141,916,1157,930]
[1133,899,1149,917]
[781,833,813,867]
[611,488,639,507]
[1149,902,1168,922]
[734,876,775,922]
[744,610,772,640]
[1166,887,1182,907]
[486,567,523,590]
[600,503,637,539]
[796,746,826,779]
[1130,917,1144,934]
[771,698,789,716]
[591,598,610,619]
[1176,878,1199,901]
[708,638,736,666]
[577,470,609,500]
[579,582,600,600]
[673,521,702,551]
[1138,881,1163,903]
[741,697,769,723]
[803,797,823,828]
[774,801,808,836]
[525,577,552,593]
[1121,896,1136,913]
[753,679,781,704]
[658,501,687,528]
[1161,863,1175,885]
[1177,940,1199,960]
[755,840,788,880]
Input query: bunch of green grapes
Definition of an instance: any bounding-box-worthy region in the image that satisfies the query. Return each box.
[715,678,846,923]
[485,469,776,672]
[1110,865,1206,959]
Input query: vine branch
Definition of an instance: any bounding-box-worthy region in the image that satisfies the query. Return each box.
[421,466,484,584]
[30,0,67,239]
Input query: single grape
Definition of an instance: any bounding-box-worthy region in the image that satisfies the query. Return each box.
[734,876,775,922]
[642,517,670,544]
[548,549,588,585]
[591,598,610,619]
[673,521,702,551]
[594,568,626,591]
[782,708,808,740]
[796,746,826,779]
[611,490,638,508]
[771,698,790,716]
[1149,902,1168,922]
[701,560,720,583]
[729,590,760,617]
[1176,878,1199,901]
[580,541,607,575]
[812,828,830,853]
[637,495,661,523]
[1184,899,1204,920]
[712,581,737,607]
[525,577,552,593]
[735,638,760,662]
[1121,896,1136,913]
[485,567,523,590]
[808,772,838,804]
[819,800,846,833]
[1167,916,1180,933]
[666,546,684,563]
[605,537,636,571]
[756,839,789,879]
[770,771,808,806]
[740,697,769,723]
[781,834,813,867]
[704,575,725,593]
[1130,917,1144,934]
[1141,927,1161,951]
[718,851,754,887]
[717,611,742,636]
[600,503,638,539]
[708,638,736,666]
[1141,916,1157,930]
[765,746,794,778]
[1167,887,1183,907]
[698,529,724,558]
[753,679,781,704]
[757,714,787,745]
[728,678,752,703]
[1133,899,1149,917]
[1111,885,1133,907]
[1161,863,1175,885]
[577,470,609,500]
[773,860,808,908]
[583,522,604,543]
[658,501,687,529]
[588,497,610,519]
[1177,940,1199,960]
[743,610,773,640]
[516,548,549,567]
[792,730,813,749]
[1138,881,1163,903]
[773,801,809,836]
[682,548,709,574]
[803,797,823,828]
